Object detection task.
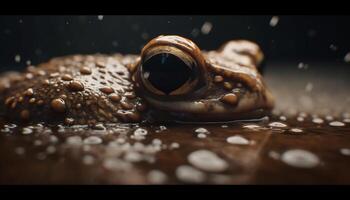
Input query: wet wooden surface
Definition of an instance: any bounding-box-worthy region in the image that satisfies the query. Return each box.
[0,61,350,184]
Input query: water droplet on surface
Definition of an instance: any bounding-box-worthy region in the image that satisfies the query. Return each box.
[22,127,33,135]
[103,158,132,171]
[66,136,83,146]
[97,15,104,20]
[175,165,206,183]
[147,170,168,184]
[305,82,313,92]
[344,52,350,63]
[312,118,324,124]
[188,150,228,172]
[84,136,102,145]
[194,128,210,134]
[14,54,21,63]
[197,133,207,138]
[82,155,95,165]
[268,151,280,160]
[290,128,303,133]
[281,149,320,168]
[329,121,345,127]
[14,147,25,155]
[340,148,350,156]
[269,122,287,128]
[226,135,250,145]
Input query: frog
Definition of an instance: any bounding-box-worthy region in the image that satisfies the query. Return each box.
[0,35,274,125]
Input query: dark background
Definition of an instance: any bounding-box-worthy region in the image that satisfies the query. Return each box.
[0,15,350,71]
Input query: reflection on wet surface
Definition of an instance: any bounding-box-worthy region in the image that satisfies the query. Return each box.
[1,61,350,184]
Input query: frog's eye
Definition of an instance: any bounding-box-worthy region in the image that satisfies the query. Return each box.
[138,35,208,96]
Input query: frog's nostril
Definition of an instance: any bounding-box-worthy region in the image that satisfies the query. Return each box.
[142,53,196,95]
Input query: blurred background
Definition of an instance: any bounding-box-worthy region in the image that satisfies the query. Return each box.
[0,15,350,70]
[0,15,349,115]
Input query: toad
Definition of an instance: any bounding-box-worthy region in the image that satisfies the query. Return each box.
[0,35,274,125]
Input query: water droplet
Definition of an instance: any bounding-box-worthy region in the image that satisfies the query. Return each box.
[340,148,350,156]
[268,151,280,160]
[226,135,250,145]
[194,127,210,134]
[66,136,83,146]
[22,127,33,135]
[329,121,345,127]
[14,147,25,155]
[147,170,168,184]
[188,150,228,172]
[281,149,320,168]
[14,54,21,63]
[46,145,56,154]
[82,155,95,165]
[175,165,206,183]
[97,15,104,20]
[269,16,279,27]
[268,122,288,128]
[312,118,324,124]
[290,128,303,133]
[329,44,338,51]
[201,22,213,35]
[344,52,350,63]
[84,136,102,145]
[197,133,207,138]
[305,82,313,92]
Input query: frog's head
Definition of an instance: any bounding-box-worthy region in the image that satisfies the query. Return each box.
[132,35,274,122]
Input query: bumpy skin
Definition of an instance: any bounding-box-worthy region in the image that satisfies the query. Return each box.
[0,35,274,124]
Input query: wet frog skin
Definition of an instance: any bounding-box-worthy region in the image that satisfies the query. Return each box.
[0,35,274,125]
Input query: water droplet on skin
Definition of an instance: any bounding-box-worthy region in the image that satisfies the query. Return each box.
[269,16,279,27]
[226,135,250,145]
[84,136,102,145]
[175,165,206,183]
[329,121,345,127]
[340,148,350,156]
[268,122,288,128]
[243,124,261,130]
[281,149,320,168]
[188,150,228,173]
[201,21,213,35]
[147,170,168,184]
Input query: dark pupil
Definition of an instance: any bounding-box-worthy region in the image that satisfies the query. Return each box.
[142,53,195,95]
